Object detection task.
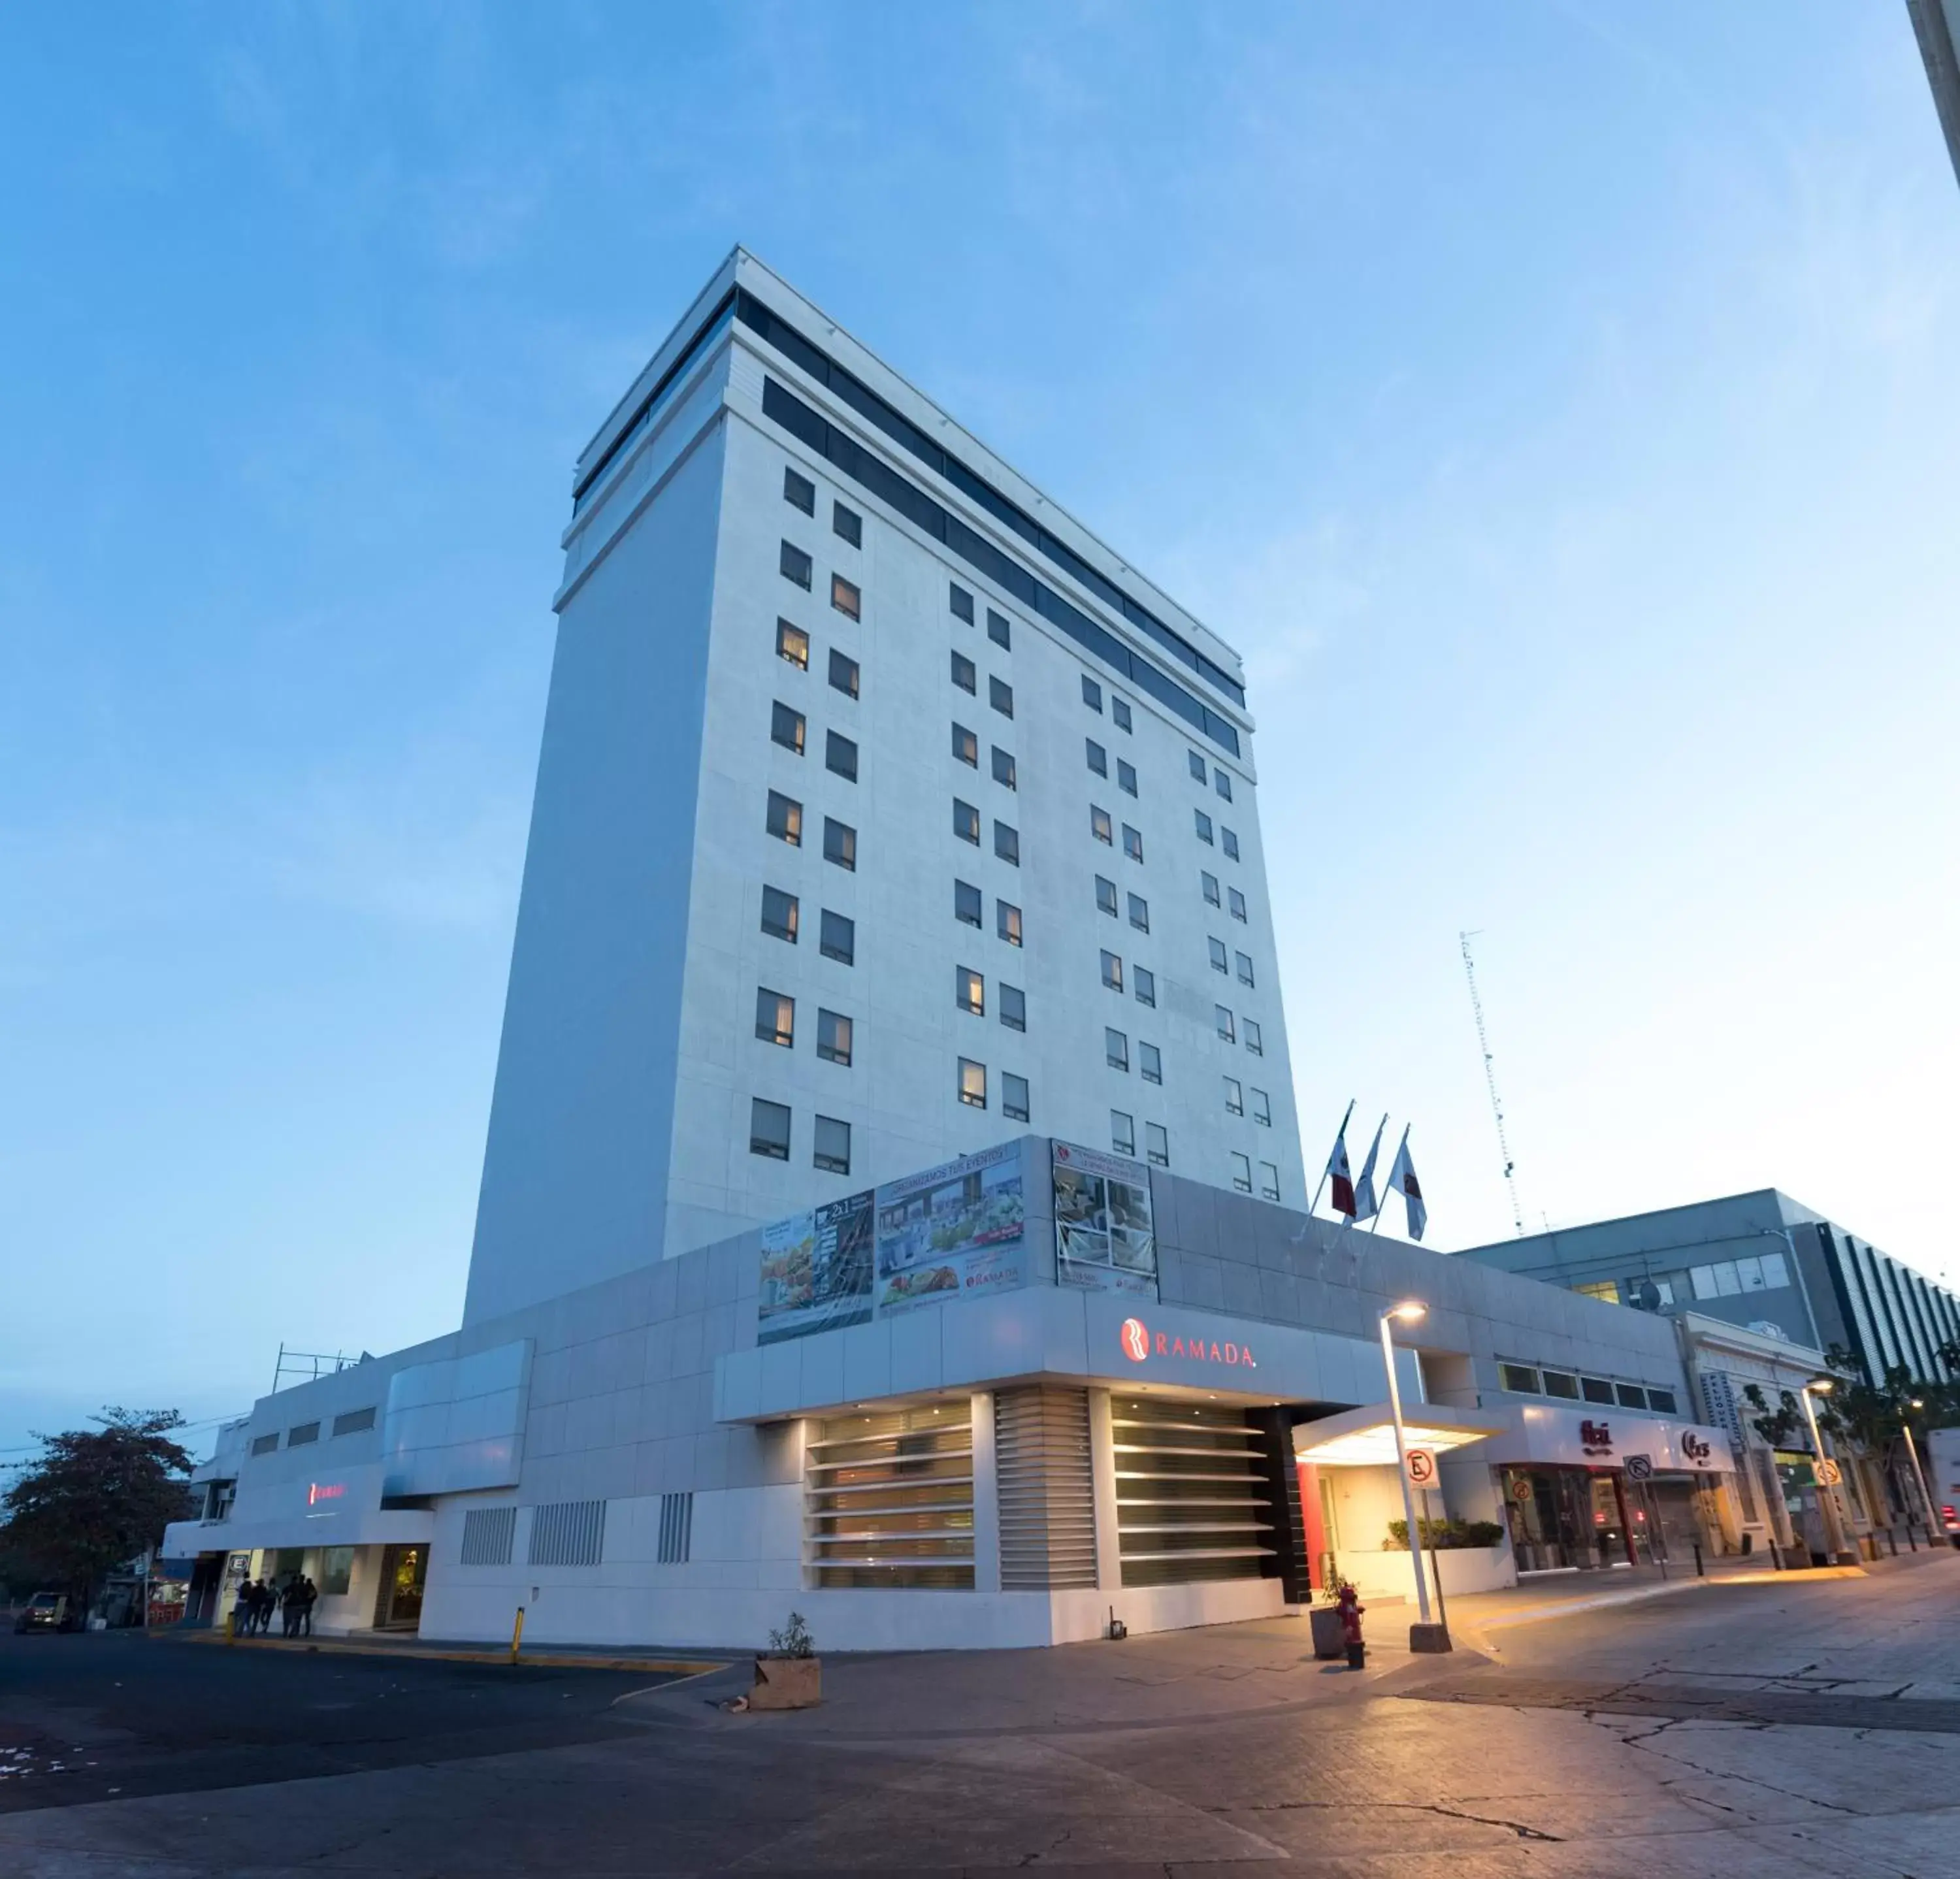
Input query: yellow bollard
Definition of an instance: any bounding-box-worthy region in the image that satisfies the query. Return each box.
[510,1605,525,1665]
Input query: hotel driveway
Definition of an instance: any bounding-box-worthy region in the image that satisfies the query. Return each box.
[1,1550,1955,1876]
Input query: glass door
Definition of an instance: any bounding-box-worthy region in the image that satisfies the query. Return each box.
[375,1544,427,1629]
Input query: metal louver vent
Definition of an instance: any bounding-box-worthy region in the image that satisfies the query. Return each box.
[994,1387,1097,1590]
[806,1403,974,1589]
[460,1506,516,1566]
[1113,1397,1275,1588]
[527,1499,606,1567]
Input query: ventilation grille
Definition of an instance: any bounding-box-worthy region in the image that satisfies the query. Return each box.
[658,1492,693,1565]
[806,1403,974,1589]
[1113,1397,1275,1588]
[527,1499,606,1567]
[461,1506,516,1567]
[995,1387,1097,1590]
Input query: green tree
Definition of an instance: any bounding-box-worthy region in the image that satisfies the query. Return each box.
[1741,1383,1803,1449]
[1,1409,194,1615]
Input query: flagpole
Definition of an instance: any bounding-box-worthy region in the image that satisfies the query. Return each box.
[1308,1098,1355,1215]
[1368,1125,1411,1235]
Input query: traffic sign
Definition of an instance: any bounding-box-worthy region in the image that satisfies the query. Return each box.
[1816,1458,1842,1486]
[1624,1454,1654,1482]
[1403,1446,1439,1490]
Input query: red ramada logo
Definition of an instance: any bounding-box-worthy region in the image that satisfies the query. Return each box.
[1117,1318,1256,1369]
[1120,1318,1150,1362]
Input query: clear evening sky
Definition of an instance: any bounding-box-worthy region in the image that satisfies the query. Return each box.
[5,5,1957,1460]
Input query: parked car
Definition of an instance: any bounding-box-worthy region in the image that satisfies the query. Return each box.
[13,1592,78,1634]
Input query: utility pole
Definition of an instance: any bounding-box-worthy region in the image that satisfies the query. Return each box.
[1460,931,1524,1237]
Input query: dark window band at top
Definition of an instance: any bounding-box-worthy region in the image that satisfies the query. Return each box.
[734,290,1245,711]
[761,376,1241,759]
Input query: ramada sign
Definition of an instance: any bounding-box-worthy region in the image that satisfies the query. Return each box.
[1120,1316,1257,1369]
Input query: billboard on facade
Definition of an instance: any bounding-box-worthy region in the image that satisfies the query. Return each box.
[874,1140,1026,1315]
[1053,1139,1158,1298]
[757,1189,875,1345]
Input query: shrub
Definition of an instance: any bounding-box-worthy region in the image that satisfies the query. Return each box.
[768,1611,815,1658]
[1384,1516,1505,1551]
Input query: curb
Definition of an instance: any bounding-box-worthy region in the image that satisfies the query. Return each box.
[164,1632,727,1676]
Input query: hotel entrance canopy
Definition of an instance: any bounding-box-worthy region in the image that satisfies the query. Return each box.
[1292,1402,1509,1467]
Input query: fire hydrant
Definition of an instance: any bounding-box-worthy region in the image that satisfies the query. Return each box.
[1337,1584,1367,1670]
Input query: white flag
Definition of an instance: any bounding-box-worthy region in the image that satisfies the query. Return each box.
[1390,1136,1428,1241]
[1352,1115,1387,1224]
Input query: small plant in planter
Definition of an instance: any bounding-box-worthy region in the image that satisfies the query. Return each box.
[749,1610,821,1710]
[1308,1575,1354,1660]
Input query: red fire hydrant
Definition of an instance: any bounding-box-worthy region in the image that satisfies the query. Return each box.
[1337,1585,1367,1670]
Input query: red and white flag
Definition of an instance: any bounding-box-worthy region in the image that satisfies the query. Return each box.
[1390,1135,1427,1241]
[1324,1121,1357,1218]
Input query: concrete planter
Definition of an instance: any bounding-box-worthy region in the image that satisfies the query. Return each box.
[1309,1606,1348,1660]
[1333,1543,1516,1599]
[749,1654,821,1710]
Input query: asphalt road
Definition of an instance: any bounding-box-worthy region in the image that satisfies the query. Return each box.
[1,1558,1955,1877]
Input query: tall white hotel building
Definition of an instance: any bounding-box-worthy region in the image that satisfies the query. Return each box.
[466,248,1301,1324]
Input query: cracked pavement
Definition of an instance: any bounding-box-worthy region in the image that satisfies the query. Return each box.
[0,1552,1954,1876]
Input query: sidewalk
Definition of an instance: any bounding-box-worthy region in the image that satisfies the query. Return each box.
[167,1627,725,1677]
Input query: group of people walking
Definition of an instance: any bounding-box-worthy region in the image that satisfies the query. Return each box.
[233,1572,318,1638]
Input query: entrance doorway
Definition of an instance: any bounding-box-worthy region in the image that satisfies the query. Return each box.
[374,1544,427,1630]
[1501,1466,1635,1570]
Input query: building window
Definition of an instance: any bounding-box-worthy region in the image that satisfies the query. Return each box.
[1243,1019,1262,1055]
[1541,1369,1580,1400]
[956,966,985,1015]
[1100,950,1124,992]
[1106,1028,1129,1071]
[1499,1363,1541,1395]
[991,747,1016,790]
[813,1115,851,1175]
[1213,768,1232,802]
[1216,1005,1235,1043]
[987,608,1011,649]
[1000,983,1026,1031]
[826,730,858,781]
[1580,1376,1616,1405]
[997,900,1022,946]
[1222,828,1240,862]
[777,619,809,670]
[766,790,802,847]
[1118,759,1137,798]
[1090,806,1113,844]
[1134,966,1156,1007]
[1235,951,1254,988]
[817,1008,853,1066]
[1139,1041,1161,1084]
[828,648,859,698]
[780,540,813,589]
[832,500,861,547]
[958,1058,987,1108]
[287,1422,319,1446]
[750,1098,791,1160]
[1230,1151,1252,1194]
[1615,1383,1649,1409]
[950,582,974,623]
[1002,1072,1030,1122]
[954,798,980,844]
[1081,675,1103,712]
[1228,887,1247,923]
[1209,937,1229,973]
[823,817,856,870]
[1122,824,1143,862]
[1224,1076,1243,1117]
[1195,809,1214,845]
[1112,697,1132,732]
[755,988,794,1047]
[994,821,1019,865]
[251,1431,280,1456]
[1095,875,1119,917]
[951,650,977,693]
[784,467,815,514]
[955,879,983,926]
[331,1407,376,1437]
[657,1490,695,1564]
[1647,1387,1679,1414]
[1111,1110,1135,1156]
[1258,1161,1279,1201]
[820,909,855,964]
[771,701,806,755]
[761,886,799,943]
[1147,1123,1169,1168]
[831,572,860,621]
[989,676,1013,719]
[953,723,978,767]
[1573,1280,1621,1305]
[1188,750,1207,782]
[1251,1088,1270,1126]
[1086,738,1107,777]
[1127,892,1149,933]
[1201,872,1221,907]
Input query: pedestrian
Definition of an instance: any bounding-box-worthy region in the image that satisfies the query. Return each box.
[233,1578,257,1635]
[298,1576,318,1639]
[256,1578,275,1636]
[282,1577,302,1638]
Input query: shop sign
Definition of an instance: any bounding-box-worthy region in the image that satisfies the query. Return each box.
[1580,1419,1613,1456]
[758,1189,875,1345]
[306,1481,347,1507]
[1053,1140,1158,1299]
[1117,1315,1258,1370]
[874,1140,1026,1317]
[1681,1432,1714,1467]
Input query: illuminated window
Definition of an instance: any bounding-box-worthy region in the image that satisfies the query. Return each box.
[1573,1280,1622,1305]
[953,723,978,766]
[776,619,809,669]
[761,887,798,943]
[766,791,802,847]
[755,989,794,1048]
[956,967,984,1015]
[1122,824,1143,863]
[997,900,1022,946]
[1096,875,1119,917]
[958,1058,987,1108]
[830,573,860,621]
[953,799,980,844]
[1100,950,1123,992]
[1090,806,1113,844]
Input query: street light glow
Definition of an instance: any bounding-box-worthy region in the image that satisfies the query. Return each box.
[1806,1376,1835,1394]
[1387,1300,1427,1322]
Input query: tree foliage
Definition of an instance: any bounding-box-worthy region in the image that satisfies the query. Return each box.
[1,1409,195,1607]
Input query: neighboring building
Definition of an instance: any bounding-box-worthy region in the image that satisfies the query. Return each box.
[164,1142,1737,1650]
[1908,0,1960,188]
[466,248,1299,1326]
[1452,1191,1959,1390]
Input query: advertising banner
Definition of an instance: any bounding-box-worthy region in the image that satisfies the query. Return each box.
[1052,1139,1158,1298]
[757,1190,875,1345]
[874,1140,1026,1315]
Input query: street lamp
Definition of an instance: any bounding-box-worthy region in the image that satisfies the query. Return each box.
[1901,1400,1937,1543]
[1798,1377,1858,1565]
[1379,1300,1448,1651]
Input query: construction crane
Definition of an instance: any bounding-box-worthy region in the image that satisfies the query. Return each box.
[1460,930,1524,1237]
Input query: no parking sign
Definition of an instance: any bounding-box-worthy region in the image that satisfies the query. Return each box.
[1403,1446,1439,1490]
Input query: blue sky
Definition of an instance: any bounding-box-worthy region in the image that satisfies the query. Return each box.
[5,4,1957,1459]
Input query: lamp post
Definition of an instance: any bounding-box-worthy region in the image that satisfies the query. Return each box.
[1799,1378,1857,1565]
[1380,1301,1449,1652]
[1902,1400,1937,1544]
